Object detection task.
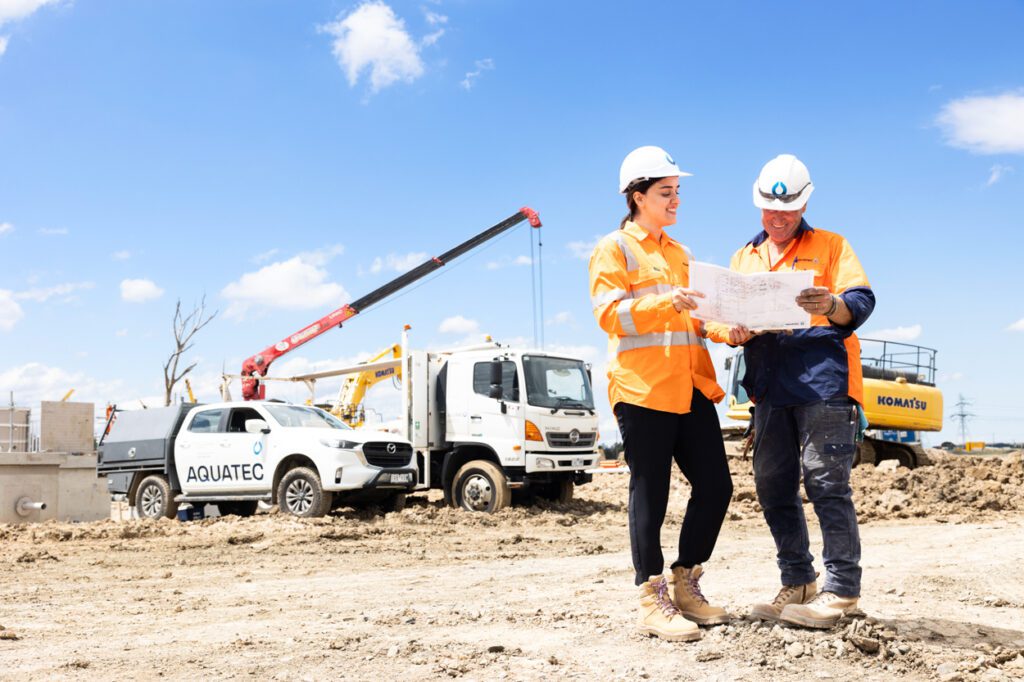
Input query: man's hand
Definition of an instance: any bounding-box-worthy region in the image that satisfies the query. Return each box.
[672,287,705,312]
[795,286,834,316]
[727,324,755,345]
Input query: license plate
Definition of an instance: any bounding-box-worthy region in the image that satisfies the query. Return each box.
[572,457,585,468]
[390,472,413,484]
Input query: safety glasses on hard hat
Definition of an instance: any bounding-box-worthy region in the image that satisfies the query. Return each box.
[758,182,811,204]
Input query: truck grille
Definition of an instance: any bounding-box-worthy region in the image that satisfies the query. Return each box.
[362,442,413,468]
[545,430,596,448]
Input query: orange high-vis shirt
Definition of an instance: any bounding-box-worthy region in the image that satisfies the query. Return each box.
[705,222,874,406]
[589,221,724,414]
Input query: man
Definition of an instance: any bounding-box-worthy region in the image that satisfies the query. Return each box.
[712,154,875,629]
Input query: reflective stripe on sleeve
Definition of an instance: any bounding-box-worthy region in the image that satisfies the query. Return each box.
[616,300,639,335]
[632,283,673,298]
[612,234,640,271]
[591,288,628,309]
[617,330,705,352]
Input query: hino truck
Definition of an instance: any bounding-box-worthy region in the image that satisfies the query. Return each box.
[97,401,415,519]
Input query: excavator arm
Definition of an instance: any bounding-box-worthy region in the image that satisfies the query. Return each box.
[241,207,541,400]
[333,344,402,426]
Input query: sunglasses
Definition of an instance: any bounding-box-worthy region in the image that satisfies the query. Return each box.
[758,182,811,204]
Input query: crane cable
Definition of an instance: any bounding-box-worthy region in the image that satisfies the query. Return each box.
[529,224,545,349]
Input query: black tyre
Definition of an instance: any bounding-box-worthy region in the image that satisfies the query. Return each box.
[382,493,407,513]
[277,467,332,518]
[536,479,574,504]
[452,460,510,513]
[217,501,259,517]
[135,475,179,520]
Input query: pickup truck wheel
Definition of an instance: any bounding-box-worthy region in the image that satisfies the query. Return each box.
[382,493,406,513]
[277,467,332,518]
[453,460,509,513]
[136,475,179,520]
[217,501,259,517]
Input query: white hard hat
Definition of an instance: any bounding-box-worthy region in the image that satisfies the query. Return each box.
[619,145,692,194]
[752,154,814,211]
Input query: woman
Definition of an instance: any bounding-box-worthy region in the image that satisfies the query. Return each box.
[588,145,734,642]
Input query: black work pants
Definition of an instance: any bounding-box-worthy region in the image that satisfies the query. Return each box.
[615,390,733,586]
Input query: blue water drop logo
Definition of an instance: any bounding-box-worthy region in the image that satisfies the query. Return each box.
[771,181,788,196]
[253,441,263,456]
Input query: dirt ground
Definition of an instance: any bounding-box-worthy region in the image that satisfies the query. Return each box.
[2,450,1023,681]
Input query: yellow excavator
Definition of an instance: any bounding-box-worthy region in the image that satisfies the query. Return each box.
[724,338,943,468]
[328,344,402,427]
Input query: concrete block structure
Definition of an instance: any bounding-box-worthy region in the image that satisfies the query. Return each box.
[0,451,109,524]
[40,401,94,453]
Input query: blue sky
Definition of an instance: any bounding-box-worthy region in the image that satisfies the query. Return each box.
[1,1,1022,444]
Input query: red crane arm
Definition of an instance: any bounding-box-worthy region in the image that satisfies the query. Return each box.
[240,207,541,400]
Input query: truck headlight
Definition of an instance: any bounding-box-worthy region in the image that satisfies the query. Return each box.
[321,438,359,450]
[535,457,555,469]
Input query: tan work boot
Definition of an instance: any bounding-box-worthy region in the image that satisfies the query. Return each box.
[637,575,701,642]
[669,565,731,625]
[750,579,818,622]
[780,591,860,629]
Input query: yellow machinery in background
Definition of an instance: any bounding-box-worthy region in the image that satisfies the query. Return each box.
[724,338,943,468]
[329,344,402,427]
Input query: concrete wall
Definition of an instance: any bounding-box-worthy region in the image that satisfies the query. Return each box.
[40,401,94,453]
[0,452,109,524]
[0,407,31,452]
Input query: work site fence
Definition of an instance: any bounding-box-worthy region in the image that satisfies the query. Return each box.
[0,392,40,453]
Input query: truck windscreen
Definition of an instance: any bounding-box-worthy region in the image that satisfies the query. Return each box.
[522,356,595,410]
[263,405,353,430]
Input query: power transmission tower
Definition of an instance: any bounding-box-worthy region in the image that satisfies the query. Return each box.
[949,394,975,446]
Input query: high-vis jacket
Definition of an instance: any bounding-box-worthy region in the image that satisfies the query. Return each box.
[706,219,875,407]
[589,221,724,414]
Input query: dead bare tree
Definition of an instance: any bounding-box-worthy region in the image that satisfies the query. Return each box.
[163,297,218,406]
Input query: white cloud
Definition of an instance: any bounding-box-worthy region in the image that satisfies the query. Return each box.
[0,221,12,235]
[567,236,601,260]
[0,0,60,26]
[297,244,344,267]
[546,311,573,326]
[111,249,131,260]
[38,227,68,235]
[460,58,494,90]
[0,361,125,408]
[862,324,922,342]
[115,328,128,337]
[14,281,94,302]
[486,254,533,270]
[424,10,447,25]
[986,164,1014,186]
[120,278,165,303]
[439,315,479,335]
[0,35,8,56]
[936,92,1024,154]
[938,371,964,382]
[1008,318,1024,332]
[369,251,427,274]
[320,1,425,94]
[252,248,279,265]
[221,254,349,320]
[0,290,24,331]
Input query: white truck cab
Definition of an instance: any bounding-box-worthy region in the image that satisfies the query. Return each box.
[403,342,600,512]
[99,401,415,519]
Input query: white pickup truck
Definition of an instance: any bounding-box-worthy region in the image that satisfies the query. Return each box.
[98,401,416,519]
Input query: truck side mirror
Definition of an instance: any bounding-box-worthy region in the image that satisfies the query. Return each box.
[245,419,270,434]
[488,360,503,400]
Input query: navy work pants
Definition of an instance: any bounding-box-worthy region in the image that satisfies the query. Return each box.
[753,396,862,597]
[615,390,733,586]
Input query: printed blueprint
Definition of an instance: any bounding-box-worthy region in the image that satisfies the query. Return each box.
[688,262,813,330]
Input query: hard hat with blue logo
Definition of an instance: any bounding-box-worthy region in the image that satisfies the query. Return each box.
[752,154,815,211]
[619,145,692,194]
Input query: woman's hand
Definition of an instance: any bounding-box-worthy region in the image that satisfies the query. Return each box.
[672,287,704,312]
[727,324,755,345]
